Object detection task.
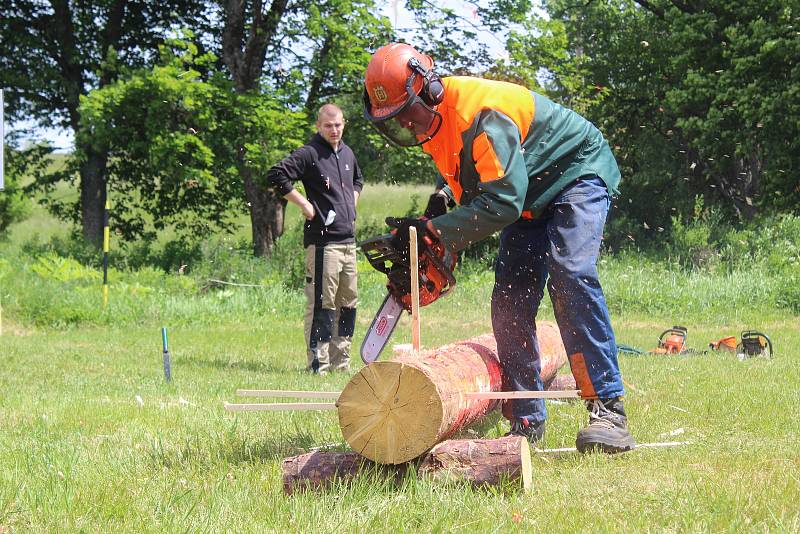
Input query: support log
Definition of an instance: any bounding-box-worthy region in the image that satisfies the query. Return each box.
[282,435,530,495]
[281,451,387,495]
[419,435,532,492]
[336,321,567,464]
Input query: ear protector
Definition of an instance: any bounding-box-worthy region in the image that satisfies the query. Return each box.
[407,57,444,107]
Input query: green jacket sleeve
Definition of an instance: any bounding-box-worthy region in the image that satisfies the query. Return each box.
[430,111,528,252]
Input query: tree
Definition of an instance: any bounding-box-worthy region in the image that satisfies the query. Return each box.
[215,0,392,255]
[0,138,48,238]
[505,0,800,238]
[78,37,307,243]
[0,0,208,245]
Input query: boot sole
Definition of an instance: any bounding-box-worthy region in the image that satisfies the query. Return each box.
[575,434,636,454]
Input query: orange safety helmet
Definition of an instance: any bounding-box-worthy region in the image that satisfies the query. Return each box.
[363,43,444,147]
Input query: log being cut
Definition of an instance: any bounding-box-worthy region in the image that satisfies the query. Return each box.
[336,321,567,464]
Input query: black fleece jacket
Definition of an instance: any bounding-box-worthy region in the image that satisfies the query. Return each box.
[268,134,364,247]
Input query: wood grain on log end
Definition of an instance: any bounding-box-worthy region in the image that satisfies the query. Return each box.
[337,361,443,464]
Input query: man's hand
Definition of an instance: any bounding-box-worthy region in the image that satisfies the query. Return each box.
[300,201,315,221]
[284,189,316,220]
[424,192,448,219]
[385,216,433,263]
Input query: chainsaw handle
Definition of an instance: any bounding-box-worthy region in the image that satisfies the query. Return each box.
[740,330,773,358]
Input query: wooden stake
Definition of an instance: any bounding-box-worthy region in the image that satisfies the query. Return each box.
[224,402,337,412]
[236,389,340,399]
[465,390,580,400]
[535,441,689,455]
[408,226,421,353]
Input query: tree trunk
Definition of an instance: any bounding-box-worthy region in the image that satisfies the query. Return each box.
[336,322,567,464]
[281,451,393,495]
[546,373,578,393]
[221,0,291,256]
[242,170,286,257]
[78,144,109,245]
[282,435,531,495]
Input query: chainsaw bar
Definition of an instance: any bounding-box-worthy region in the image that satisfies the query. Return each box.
[360,293,404,364]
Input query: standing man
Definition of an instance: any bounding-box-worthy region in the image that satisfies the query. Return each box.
[362,43,634,453]
[268,103,363,375]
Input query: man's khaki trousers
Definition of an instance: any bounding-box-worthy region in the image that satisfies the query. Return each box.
[304,243,357,374]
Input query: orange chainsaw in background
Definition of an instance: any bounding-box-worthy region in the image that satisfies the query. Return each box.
[618,326,775,359]
[710,330,773,360]
[648,326,692,355]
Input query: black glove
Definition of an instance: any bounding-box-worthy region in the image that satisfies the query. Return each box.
[385,216,430,264]
[423,192,448,219]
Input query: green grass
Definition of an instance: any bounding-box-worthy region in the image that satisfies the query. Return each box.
[1,182,800,531]
[1,316,798,531]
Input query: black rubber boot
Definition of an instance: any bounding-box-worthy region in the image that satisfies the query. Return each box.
[575,398,636,454]
[507,419,546,445]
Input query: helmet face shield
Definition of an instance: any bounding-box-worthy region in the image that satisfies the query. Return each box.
[364,71,442,147]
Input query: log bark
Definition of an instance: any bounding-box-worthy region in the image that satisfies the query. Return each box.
[282,436,530,495]
[419,435,532,491]
[336,321,567,464]
[281,451,391,495]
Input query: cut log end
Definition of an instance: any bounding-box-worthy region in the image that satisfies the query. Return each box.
[337,361,444,464]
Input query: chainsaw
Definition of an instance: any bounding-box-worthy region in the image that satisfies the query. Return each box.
[648,326,691,355]
[359,227,457,363]
[736,330,773,360]
[709,330,773,360]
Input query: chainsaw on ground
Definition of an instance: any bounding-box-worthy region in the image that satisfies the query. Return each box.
[709,330,773,360]
[359,226,457,364]
[737,330,773,359]
[648,326,692,355]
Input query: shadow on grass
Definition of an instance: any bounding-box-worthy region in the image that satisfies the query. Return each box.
[223,429,336,465]
[143,424,346,470]
[180,355,299,374]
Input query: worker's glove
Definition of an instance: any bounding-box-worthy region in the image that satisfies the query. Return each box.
[423,192,448,219]
[385,216,430,264]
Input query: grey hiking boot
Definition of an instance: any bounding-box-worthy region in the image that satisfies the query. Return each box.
[507,419,545,445]
[576,398,636,454]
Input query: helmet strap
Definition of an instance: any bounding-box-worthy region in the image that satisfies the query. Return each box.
[407,57,444,106]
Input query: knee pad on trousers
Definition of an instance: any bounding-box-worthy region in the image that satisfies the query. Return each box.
[311,308,335,342]
[338,307,356,338]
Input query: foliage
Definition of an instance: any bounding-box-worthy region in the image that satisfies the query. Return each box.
[1,0,211,243]
[505,0,799,244]
[0,141,45,237]
[76,36,307,244]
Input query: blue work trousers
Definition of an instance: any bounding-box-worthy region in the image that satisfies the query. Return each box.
[491,176,624,425]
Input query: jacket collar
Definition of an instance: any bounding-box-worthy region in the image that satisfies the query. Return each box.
[312,132,343,153]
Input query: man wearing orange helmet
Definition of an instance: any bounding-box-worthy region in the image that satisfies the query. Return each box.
[363,43,634,453]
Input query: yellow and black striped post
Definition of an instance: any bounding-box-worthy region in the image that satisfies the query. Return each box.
[102,198,110,307]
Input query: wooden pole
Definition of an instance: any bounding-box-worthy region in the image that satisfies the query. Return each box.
[0,89,5,191]
[0,90,4,335]
[224,402,337,412]
[465,390,579,400]
[236,389,340,399]
[102,199,110,307]
[408,226,421,353]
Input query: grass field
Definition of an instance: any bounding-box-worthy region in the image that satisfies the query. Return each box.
[1,181,799,532]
